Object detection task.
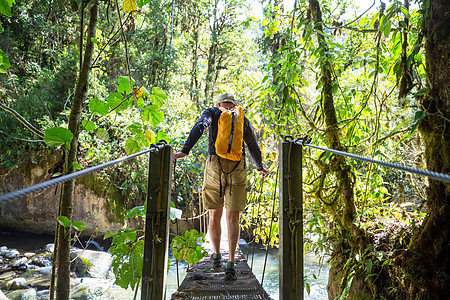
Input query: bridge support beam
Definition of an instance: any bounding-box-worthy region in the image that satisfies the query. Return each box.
[279,140,303,300]
[141,143,173,300]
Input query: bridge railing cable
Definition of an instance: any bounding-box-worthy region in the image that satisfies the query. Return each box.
[0,142,167,203]
[288,136,450,184]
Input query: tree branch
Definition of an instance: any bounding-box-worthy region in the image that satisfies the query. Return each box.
[0,102,44,137]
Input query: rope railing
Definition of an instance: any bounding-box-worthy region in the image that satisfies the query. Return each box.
[287,136,450,184]
[0,141,167,203]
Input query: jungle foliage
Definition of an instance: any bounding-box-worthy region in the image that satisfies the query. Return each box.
[0,0,448,299]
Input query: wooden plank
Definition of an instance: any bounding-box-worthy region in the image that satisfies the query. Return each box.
[172,247,271,300]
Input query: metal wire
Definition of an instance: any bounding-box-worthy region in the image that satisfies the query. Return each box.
[290,136,450,184]
[0,142,167,203]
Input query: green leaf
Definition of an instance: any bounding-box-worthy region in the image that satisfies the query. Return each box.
[152,86,167,102]
[89,97,109,116]
[400,6,410,19]
[414,87,428,97]
[142,105,164,126]
[82,120,95,131]
[58,216,71,228]
[0,0,15,17]
[91,37,98,44]
[410,110,426,134]
[125,137,142,154]
[107,92,129,113]
[72,221,86,231]
[72,162,82,170]
[128,123,142,135]
[366,259,373,273]
[384,20,391,38]
[96,128,109,140]
[118,76,135,94]
[126,205,146,219]
[44,127,73,148]
[0,49,10,73]
[155,131,169,143]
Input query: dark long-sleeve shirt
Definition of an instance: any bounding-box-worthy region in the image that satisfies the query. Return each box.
[180,107,264,171]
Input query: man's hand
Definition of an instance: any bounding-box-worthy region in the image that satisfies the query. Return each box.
[259,167,269,178]
[173,152,187,160]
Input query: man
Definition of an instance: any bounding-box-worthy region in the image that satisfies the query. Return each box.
[173,93,268,281]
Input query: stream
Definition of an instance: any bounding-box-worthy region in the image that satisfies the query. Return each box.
[0,232,329,299]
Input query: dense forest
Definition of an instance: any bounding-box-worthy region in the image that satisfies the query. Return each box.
[0,0,448,299]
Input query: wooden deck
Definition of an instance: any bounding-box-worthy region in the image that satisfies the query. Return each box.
[171,246,271,300]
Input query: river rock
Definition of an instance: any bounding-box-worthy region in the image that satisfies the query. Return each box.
[0,246,7,256]
[12,257,27,267]
[0,289,7,300]
[70,248,113,279]
[24,253,35,259]
[70,278,115,300]
[19,288,37,300]
[6,277,27,289]
[4,249,20,258]
[44,244,54,253]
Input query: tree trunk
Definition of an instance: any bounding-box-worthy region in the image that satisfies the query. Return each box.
[398,1,450,299]
[54,4,98,300]
[204,0,219,104]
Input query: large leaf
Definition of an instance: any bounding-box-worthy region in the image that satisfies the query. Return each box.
[57,216,71,228]
[0,0,15,17]
[44,127,73,148]
[125,137,142,154]
[82,120,95,132]
[118,76,135,94]
[89,97,109,116]
[142,105,164,126]
[151,87,167,106]
[72,221,86,231]
[0,49,10,73]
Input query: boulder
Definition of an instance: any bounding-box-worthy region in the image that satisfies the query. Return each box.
[0,289,7,300]
[70,278,116,300]
[70,248,113,279]
[4,249,20,259]
[19,288,37,300]
[12,257,27,267]
[6,277,27,289]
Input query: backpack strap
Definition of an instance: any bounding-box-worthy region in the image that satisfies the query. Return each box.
[217,156,241,197]
[227,110,237,154]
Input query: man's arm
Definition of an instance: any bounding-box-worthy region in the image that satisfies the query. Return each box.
[174,108,213,160]
[243,117,269,177]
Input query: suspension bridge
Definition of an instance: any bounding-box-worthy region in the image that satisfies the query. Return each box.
[1,137,449,300]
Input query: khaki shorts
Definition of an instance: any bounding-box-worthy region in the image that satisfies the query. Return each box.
[202,155,247,211]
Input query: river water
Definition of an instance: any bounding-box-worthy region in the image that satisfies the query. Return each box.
[0,232,329,299]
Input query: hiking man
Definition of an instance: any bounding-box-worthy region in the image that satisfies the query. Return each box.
[173,93,268,281]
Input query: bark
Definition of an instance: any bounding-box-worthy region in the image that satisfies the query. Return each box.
[309,0,358,233]
[54,4,98,300]
[397,1,450,299]
[398,0,413,105]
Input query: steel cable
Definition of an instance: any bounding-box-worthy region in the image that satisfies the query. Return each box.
[289,136,450,184]
[0,142,167,203]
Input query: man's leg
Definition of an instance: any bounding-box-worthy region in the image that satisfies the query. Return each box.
[209,208,223,255]
[226,209,240,262]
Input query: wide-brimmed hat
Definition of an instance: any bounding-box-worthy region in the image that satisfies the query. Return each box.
[217,93,237,105]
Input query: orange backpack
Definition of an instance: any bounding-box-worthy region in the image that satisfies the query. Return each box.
[215,106,244,161]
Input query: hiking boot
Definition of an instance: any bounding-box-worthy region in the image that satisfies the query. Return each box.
[225,262,237,281]
[210,253,222,269]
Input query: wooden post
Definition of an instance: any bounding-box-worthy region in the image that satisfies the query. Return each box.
[279,139,303,300]
[141,144,173,300]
